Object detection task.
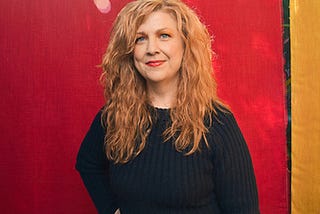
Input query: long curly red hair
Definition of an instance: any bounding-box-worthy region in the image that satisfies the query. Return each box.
[100,0,225,163]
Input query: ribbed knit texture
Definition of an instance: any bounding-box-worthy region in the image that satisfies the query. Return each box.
[76,106,259,214]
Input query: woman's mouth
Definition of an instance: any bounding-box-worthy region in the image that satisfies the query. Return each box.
[146,60,165,67]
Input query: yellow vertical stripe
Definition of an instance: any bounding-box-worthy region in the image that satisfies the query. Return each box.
[291,1,320,213]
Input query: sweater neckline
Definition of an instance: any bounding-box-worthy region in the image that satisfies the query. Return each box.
[147,104,171,112]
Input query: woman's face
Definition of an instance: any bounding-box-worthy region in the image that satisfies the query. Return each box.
[133,10,184,91]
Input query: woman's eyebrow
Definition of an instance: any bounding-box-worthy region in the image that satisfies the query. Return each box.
[136,27,173,35]
[136,31,146,35]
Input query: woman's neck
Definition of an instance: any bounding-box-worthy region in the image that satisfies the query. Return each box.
[147,84,177,109]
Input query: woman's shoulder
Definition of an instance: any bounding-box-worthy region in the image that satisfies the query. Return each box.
[208,102,243,140]
[87,107,105,133]
[206,102,250,156]
[210,102,234,124]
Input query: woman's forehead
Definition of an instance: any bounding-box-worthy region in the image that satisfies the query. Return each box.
[136,11,178,32]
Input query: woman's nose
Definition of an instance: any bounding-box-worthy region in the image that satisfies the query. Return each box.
[146,38,160,55]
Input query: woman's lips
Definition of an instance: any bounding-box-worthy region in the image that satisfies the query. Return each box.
[146,60,165,67]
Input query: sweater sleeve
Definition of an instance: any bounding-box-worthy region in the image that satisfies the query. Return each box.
[75,110,118,214]
[212,110,260,213]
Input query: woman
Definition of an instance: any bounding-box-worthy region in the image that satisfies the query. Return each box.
[76,0,260,213]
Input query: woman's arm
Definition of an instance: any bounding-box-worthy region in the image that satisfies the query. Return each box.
[212,110,260,213]
[75,110,118,214]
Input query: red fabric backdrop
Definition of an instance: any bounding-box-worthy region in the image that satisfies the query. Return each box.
[0,0,287,213]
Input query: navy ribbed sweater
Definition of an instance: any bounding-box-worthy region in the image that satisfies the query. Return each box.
[76,106,259,214]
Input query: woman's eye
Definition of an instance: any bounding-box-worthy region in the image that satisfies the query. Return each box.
[160,34,170,39]
[135,36,145,43]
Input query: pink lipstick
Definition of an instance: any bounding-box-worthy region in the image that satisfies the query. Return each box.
[146,60,165,67]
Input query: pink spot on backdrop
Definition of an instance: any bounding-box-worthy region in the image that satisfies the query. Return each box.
[93,0,111,14]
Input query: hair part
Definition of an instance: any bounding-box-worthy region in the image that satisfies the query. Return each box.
[100,0,225,163]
